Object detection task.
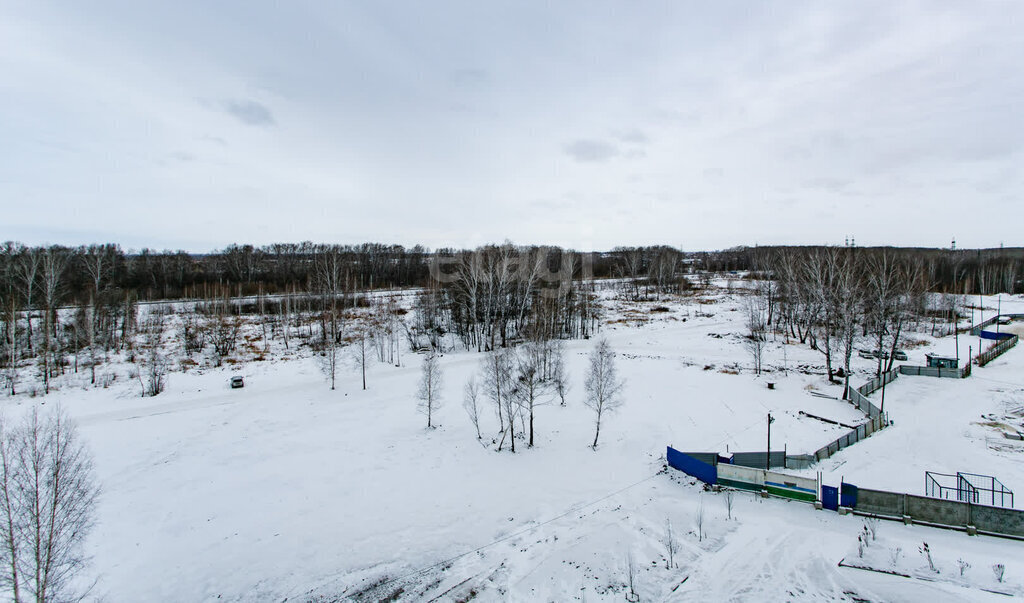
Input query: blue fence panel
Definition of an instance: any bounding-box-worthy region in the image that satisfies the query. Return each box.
[841,482,858,508]
[667,447,718,485]
[822,485,839,511]
[981,331,1014,341]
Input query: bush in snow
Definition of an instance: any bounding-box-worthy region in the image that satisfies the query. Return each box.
[993,563,1005,583]
[864,518,877,541]
[919,543,937,573]
[956,558,970,578]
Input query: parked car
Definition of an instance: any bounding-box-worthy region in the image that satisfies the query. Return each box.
[892,350,908,361]
[858,349,875,359]
[230,376,245,389]
[997,316,1012,325]
[872,350,889,360]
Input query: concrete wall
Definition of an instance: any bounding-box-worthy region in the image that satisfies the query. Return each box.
[856,488,905,517]
[856,487,1024,538]
[906,494,971,526]
[717,464,763,491]
[972,504,1024,537]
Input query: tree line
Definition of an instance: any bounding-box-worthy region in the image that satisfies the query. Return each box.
[742,246,995,400]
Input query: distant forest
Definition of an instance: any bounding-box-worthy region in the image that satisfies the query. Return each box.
[0,242,1021,306]
[1,240,1021,396]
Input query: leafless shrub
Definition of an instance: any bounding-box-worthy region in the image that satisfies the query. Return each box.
[993,563,1005,583]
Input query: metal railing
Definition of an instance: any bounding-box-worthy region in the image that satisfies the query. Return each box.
[925,471,1014,508]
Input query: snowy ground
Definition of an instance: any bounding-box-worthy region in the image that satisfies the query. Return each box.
[3,287,1024,601]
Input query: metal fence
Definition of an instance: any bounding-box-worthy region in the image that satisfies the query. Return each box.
[925,471,1015,508]
[969,313,1024,337]
[977,334,1019,367]
[813,414,886,462]
[847,369,897,418]
[898,364,971,378]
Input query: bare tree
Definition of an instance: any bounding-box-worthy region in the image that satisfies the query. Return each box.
[742,294,767,375]
[0,416,21,601]
[625,550,639,601]
[180,309,207,357]
[137,312,169,397]
[352,324,369,391]
[694,499,705,542]
[833,250,864,399]
[209,301,241,366]
[549,339,570,406]
[317,317,340,391]
[481,349,514,451]
[583,338,624,449]
[417,352,443,428]
[663,518,677,569]
[4,297,16,396]
[803,249,839,382]
[462,377,482,439]
[724,489,735,520]
[13,248,40,355]
[39,248,69,394]
[0,408,98,602]
[513,342,551,448]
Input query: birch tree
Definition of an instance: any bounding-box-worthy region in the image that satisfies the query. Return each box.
[1,408,98,602]
[462,377,482,439]
[482,349,515,451]
[513,342,551,448]
[742,294,767,375]
[583,338,624,449]
[417,352,443,428]
[40,248,69,394]
[13,248,39,355]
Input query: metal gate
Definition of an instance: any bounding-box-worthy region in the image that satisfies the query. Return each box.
[822,485,839,511]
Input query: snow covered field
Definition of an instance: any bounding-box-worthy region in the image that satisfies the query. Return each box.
[4,288,1024,601]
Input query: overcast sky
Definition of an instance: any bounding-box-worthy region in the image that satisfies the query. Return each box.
[2,1,1022,252]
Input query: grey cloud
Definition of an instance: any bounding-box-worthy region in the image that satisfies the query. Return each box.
[564,139,619,163]
[222,99,275,127]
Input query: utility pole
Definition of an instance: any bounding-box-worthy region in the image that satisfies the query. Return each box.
[880,368,888,419]
[997,295,1002,334]
[979,291,983,355]
[955,306,960,363]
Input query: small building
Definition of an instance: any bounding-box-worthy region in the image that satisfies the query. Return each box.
[925,354,959,369]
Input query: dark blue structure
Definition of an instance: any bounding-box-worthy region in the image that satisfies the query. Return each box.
[666,446,717,485]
